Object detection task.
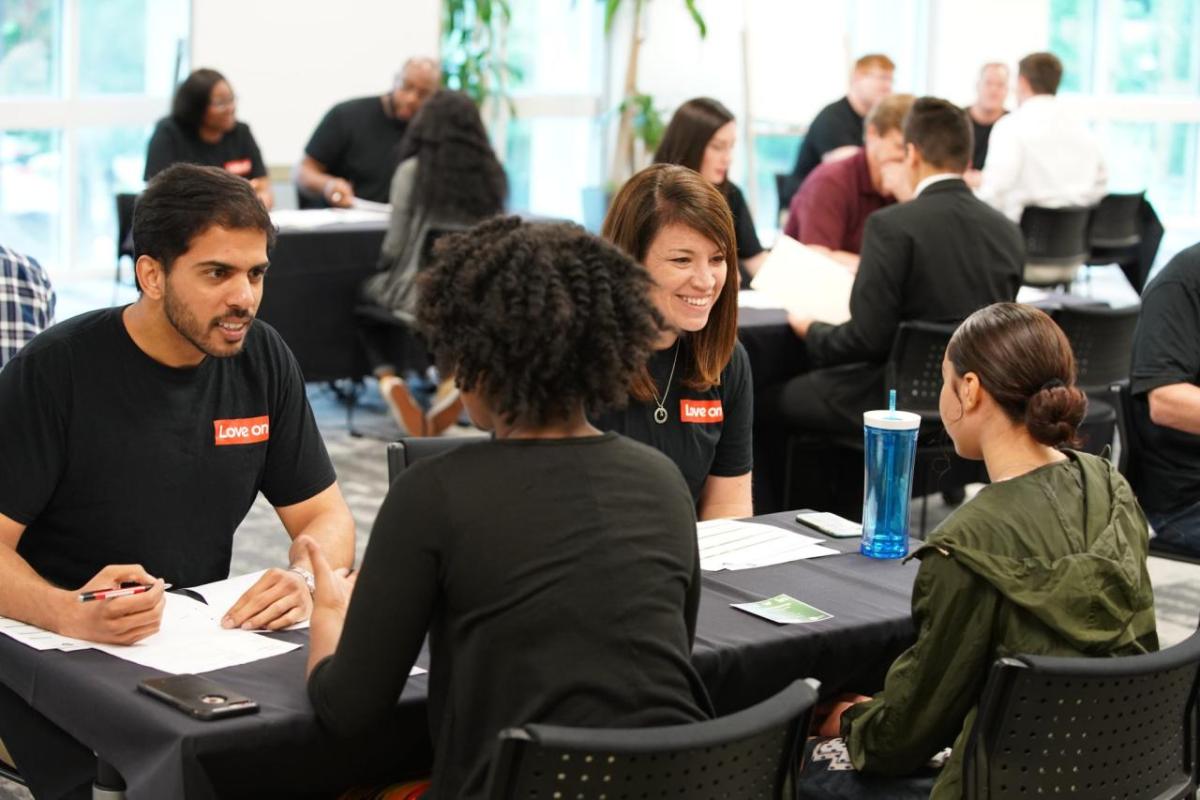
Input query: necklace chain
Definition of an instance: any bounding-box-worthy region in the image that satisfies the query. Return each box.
[650,341,681,425]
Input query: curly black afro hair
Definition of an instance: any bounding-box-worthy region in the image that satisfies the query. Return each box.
[417,216,663,427]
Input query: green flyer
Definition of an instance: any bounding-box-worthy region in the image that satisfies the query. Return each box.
[731,594,833,625]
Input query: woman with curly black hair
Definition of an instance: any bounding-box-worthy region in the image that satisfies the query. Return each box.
[598,164,753,520]
[303,217,712,800]
[144,68,272,208]
[361,89,508,435]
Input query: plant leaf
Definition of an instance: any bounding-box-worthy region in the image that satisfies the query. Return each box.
[684,0,707,38]
[604,0,622,35]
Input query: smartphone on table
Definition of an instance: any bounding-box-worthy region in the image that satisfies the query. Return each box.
[138,674,259,720]
[795,511,863,539]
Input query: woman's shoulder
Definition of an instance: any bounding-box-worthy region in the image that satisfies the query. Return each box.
[719,339,751,389]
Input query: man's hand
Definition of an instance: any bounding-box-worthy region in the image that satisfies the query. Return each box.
[221,568,312,631]
[788,313,814,339]
[322,177,355,208]
[60,565,166,645]
[963,168,984,189]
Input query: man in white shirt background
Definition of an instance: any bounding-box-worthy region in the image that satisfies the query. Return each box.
[976,51,1107,222]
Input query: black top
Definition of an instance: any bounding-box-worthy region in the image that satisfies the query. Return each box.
[1129,242,1200,514]
[966,108,1007,169]
[725,181,763,285]
[143,118,267,181]
[307,434,710,800]
[789,97,864,196]
[0,307,336,589]
[804,179,1024,426]
[304,96,407,204]
[593,339,754,502]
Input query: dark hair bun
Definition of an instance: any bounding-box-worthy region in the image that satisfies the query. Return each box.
[1025,385,1087,447]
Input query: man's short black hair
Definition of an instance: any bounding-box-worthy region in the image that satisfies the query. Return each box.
[133,164,275,279]
[903,96,973,173]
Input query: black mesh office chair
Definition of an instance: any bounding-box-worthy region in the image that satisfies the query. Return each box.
[386,434,489,482]
[114,192,139,290]
[486,678,820,799]
[1019,206,1093,289]
[1086,192,1145,289]
[963,625,1200,799]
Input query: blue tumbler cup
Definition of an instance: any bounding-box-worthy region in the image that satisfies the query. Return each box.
[860,409,921,559]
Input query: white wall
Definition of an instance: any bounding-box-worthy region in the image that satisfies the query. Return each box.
[190,0,440,167]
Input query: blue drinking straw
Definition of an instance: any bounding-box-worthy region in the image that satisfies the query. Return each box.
[888,389,897,415]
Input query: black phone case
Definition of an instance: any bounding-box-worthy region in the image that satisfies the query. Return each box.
[138,674,259,720]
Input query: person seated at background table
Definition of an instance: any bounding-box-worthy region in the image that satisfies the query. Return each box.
[296,57,441,208]
[360,89,507,438]
[782,53,895,206]
[144,68,273,209]
[962,61,1010,183]
[782,93,915,272]
[0,243,55,368]
[654,97,766,280]
[813,303,1158,800]
[976,51,1106,221]
[1128,241,1200,557]
[770,97,1023,439]
[597,164,753,520]
[302,217,712,800]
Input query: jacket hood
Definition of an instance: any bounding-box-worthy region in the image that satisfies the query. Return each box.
[919,451,1155,654]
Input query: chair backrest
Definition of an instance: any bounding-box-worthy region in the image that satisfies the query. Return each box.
[963,627,1200,800]
[1088,192,1144,250]
[386,434,489,482]
[1020,206,1093,266]
[1051,304,1140,393]
[115,192,139,260]
[486,678,820,800]
[886,320,959,418]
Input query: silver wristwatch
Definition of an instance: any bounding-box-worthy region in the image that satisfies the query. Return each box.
[288,566,316,595]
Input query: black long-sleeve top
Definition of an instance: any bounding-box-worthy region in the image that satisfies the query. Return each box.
[307,433,711,799]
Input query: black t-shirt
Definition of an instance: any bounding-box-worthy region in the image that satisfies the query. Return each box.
[966,108,1007,169]
[725,181,763,286]
[1129,242,1200,514]
[0,307,336,589]
[791,97,864,189]
[143,118,267,181]
[308,434,710,800]
[593,338,753,502]
[304,96,407,204]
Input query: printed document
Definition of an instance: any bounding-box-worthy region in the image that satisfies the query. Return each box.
[749,234,854,324]
[697,519,838,571]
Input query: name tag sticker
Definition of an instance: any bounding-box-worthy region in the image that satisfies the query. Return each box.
[224,158,252,176]
[680,399,724,423]
[214,416,270,446]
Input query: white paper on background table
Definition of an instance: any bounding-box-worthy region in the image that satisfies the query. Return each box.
[697,519,838,571]
[749,234,855,324]
[737,289,788,310]
[269,208,390,230]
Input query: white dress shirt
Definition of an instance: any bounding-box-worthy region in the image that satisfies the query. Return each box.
[913,172,961,198]
[976,94,1108,222]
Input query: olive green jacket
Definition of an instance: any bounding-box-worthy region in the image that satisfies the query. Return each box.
[843,451,1159,799]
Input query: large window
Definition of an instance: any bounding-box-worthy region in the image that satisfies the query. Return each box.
[0,0,189,280]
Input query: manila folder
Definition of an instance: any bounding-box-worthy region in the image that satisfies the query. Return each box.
[749,234,853,324]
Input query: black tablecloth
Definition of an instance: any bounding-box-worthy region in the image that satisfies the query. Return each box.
[256,219,387,384]
[0,513,917,798]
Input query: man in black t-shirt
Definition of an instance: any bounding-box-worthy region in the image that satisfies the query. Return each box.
[296,57,440,208]
[783,53,895,206]
[1129,242,1200,555]
[0,164,354,645]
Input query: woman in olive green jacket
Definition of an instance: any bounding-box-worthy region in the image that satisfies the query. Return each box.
[832,303,1158,799]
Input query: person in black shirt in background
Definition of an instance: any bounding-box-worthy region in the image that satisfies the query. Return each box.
[598,164,754,520]
[302,217,710,800]
[783,53,895,205]
[144,68,273,208]
[0,164,354,799]
[655,97,766,279]
[296,57,440,208]
[962,61,1010,187]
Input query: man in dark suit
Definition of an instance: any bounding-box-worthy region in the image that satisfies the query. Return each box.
[770,96,1024,436]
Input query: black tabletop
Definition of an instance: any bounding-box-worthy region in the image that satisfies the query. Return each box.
[0,512,918,798]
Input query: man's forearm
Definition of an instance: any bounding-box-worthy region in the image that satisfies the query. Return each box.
[0,545,70,632]
[1148,383,1200,435]
[288,513,355,572]
[296,159,331,198]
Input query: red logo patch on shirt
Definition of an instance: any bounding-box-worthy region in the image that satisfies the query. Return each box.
[680,399,724,423]
[214,416,270,445]
[224,158,252,176]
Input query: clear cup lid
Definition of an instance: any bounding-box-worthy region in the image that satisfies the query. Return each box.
[863,409,922,430]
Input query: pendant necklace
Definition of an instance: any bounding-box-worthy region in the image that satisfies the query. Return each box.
[650,341,681,425]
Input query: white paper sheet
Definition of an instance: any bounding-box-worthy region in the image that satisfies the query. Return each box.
[0,616,91,652]
[189,570,309,631]
[749,234,855,324]
[269,208,389,230]
[91,594,299,674]
[697,519,838,571]
[737,289,788,310]
[350,198,392,212]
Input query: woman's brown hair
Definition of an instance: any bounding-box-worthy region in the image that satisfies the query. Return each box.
[946,303,1087,447]
[601,163,739,402]
[653,97,735,190]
